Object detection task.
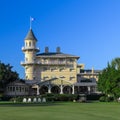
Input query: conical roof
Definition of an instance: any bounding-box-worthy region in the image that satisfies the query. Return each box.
[25,29,37,41]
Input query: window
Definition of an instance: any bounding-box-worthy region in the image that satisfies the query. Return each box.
[16,87,18,91]
[22,87,24,92]
[51,67,56,71]
[25,87,28,92]
[29,42,31,46]
[13,87,15,92]
[70,77,73,81]
[26,42,28,47]
[70,68,74,71]
[60,76,65,78]
[60,67,64,72]
[51,76,56,79]
[44,59,47,64]
[25,57,28,62]
[43,67,47,71]
[59,59,65,64]
[70,76,75,81]
[33,76,36,80]
[43,76,48,80]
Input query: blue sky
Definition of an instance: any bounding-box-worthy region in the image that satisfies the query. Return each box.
[0,0,120,78]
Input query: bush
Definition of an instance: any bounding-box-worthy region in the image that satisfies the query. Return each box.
[99,96,106,102]
[105,96,114,102]
[41,93,78,102]
[99,96,114,102]
[1,96,12,101]
[56,94,78,101]
[87,94,104,100]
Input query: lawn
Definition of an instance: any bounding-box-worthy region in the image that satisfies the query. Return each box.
[0,102,119,120]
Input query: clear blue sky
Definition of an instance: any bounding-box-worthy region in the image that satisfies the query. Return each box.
[0,0,120,78]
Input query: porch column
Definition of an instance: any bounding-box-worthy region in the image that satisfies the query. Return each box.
[72,85,75,94]
[88,86,91,94]
[48,85,51,93]
[37,85,40,95]
[60,85,63,94]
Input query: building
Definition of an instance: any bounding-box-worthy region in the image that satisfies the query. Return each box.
[5,80,30,96]
[18,28,99,96]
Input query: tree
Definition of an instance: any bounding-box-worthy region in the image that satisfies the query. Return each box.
[0,61,19,90]
[111,57,120,70]
[98,58,120,99]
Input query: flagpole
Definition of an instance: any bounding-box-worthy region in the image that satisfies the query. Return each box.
[30,16,32,29]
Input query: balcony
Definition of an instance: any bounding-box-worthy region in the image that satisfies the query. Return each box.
[21,61,41,65]
[41,61,66,65]
[40,61,74,66]
[22,46,40,52]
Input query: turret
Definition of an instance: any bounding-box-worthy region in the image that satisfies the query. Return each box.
[21,29,40,81]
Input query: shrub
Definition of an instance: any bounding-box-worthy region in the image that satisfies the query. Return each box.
[99,96,114,102]
[105,96,114,102]
[57,94,78,101]
[99,96,106,102]
[87,93,104,100]
[1,96,12,101]
[41,94,78,102]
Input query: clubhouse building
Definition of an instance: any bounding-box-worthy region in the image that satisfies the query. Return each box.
[5,29,100,96]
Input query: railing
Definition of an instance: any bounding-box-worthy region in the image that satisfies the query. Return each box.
[22,47,40,51]
[41,61,66,65]
[21,60,74,66]
[40,61,74,65]
[21,61,41,65]
[75,82,97,86]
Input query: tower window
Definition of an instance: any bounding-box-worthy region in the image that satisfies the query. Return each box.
[25,57,28,62]
[33,42,35,46]
[29,42,31,46]
[26,42,28,47]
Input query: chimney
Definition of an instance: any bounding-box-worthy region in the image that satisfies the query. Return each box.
[56,47,60,53]
[45,47,49,53]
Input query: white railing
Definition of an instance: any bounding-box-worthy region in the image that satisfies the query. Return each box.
[40,61,73,65]
[22,47,39,50]
[21,61,41,65]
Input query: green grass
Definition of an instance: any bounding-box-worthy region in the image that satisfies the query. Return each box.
[0,102,119,120]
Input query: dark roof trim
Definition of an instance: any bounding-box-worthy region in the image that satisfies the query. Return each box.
[36,52,80,59]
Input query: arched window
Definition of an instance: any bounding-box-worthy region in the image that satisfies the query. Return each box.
[29,42,31,46]
[33,42,35,46]
[26,42,28,47]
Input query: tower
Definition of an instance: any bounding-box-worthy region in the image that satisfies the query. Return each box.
[21,29,40,81]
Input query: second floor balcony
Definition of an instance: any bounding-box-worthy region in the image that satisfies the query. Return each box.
[21,61,41,66]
